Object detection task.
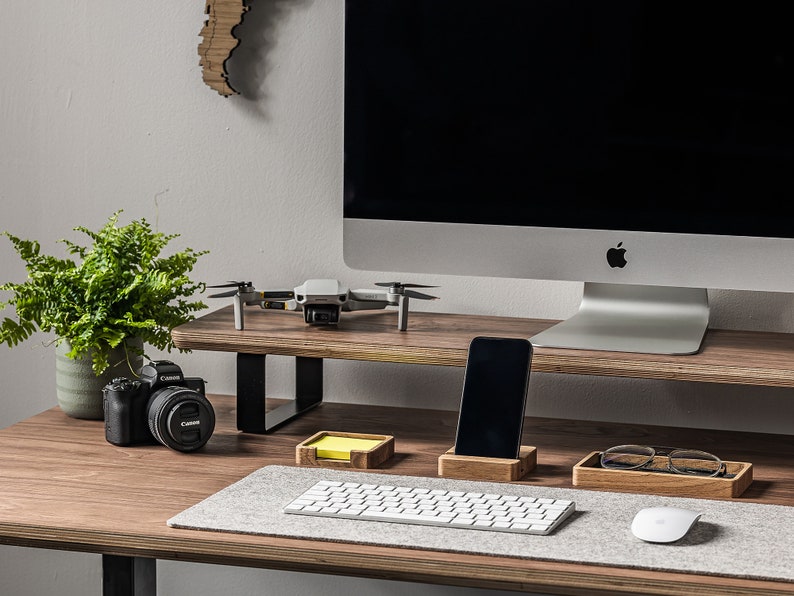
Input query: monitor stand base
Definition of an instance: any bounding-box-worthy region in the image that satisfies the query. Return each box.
[530,283,709,355]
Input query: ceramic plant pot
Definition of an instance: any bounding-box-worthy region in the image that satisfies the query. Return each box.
[55,337,143,419]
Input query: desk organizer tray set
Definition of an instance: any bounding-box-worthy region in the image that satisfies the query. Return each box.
[572,451,753,498]
[295,432,754,499]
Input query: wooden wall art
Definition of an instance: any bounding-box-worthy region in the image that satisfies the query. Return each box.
[198,0,249,96]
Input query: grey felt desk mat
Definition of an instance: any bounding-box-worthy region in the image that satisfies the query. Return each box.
[168,465,794,583]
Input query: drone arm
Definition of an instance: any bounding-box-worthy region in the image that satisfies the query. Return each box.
[343,289,393,312]
[256,299,299,311]
[233,294,245,330]
[343,298,389,312]
[346,294,409,328]
[397,295,409,331]
[232,289,263,330]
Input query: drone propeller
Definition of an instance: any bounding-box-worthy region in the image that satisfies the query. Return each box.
[208,280,253,299]
[404,289,439,300]
[375,281,439,300]
[208,289,239,298]
[375,281,438,289]
[209,280,252,289]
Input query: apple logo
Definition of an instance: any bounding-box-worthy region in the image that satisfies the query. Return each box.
[606,242,628,268]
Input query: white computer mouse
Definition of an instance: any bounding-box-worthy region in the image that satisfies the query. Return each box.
[631,506,702,543]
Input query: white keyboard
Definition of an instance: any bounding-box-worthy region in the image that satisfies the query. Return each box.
[283,479,575,536]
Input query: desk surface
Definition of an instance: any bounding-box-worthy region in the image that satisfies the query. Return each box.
[1,396,794,595]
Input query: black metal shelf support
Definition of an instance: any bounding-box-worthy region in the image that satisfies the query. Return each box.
[236,353,323,433]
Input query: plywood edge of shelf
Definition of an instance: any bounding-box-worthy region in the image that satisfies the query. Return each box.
[531,352,794,387]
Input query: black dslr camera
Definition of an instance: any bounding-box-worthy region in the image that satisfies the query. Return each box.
[103,360,215,452]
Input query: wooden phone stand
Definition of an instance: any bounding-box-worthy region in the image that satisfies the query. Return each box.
[438,446,537,482]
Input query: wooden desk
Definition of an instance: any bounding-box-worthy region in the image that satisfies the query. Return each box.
[2,396,794,595]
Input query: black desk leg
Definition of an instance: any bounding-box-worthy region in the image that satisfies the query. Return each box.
[102,555,156,596]
[236,353,323,433]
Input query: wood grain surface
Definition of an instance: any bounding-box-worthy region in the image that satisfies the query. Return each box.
[198,0,248,96]
[2,396,794,595]
[172,306,794,387]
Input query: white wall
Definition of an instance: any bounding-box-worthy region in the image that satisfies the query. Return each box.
[1,2,793,594]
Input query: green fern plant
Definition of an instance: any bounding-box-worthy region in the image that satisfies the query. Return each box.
[0,211,208,374]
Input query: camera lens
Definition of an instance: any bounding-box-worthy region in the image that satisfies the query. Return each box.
[146,387,215,452]
[306,304,340,324]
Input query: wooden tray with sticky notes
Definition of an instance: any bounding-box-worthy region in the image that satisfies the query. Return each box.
[296,431,394,469]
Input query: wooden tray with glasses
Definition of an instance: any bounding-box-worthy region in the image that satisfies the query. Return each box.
[572,445,753,499]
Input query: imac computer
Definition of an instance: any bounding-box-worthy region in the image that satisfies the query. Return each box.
[342,1,794,355]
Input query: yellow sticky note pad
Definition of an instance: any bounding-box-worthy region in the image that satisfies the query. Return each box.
[308,435,383,460]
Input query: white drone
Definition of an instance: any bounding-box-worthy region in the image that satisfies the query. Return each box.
[208,279,439,331]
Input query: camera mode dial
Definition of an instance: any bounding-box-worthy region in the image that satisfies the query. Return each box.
[108,377,139,392]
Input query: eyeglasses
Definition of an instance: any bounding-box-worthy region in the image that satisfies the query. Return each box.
[600,444,729,478]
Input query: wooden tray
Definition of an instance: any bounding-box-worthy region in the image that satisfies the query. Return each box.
[572,451,753,498]
[438,446,537,482]
[295,431,394,469]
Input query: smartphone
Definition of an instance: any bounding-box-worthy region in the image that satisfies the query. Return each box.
[453,337,533,459]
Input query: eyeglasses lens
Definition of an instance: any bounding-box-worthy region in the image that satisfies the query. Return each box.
[669,449,723,477]
[601,445,655,470]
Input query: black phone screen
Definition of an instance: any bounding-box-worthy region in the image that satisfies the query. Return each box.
[453,337,532,459]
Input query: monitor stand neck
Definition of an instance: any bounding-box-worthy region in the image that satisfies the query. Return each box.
[529,282,709,355]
